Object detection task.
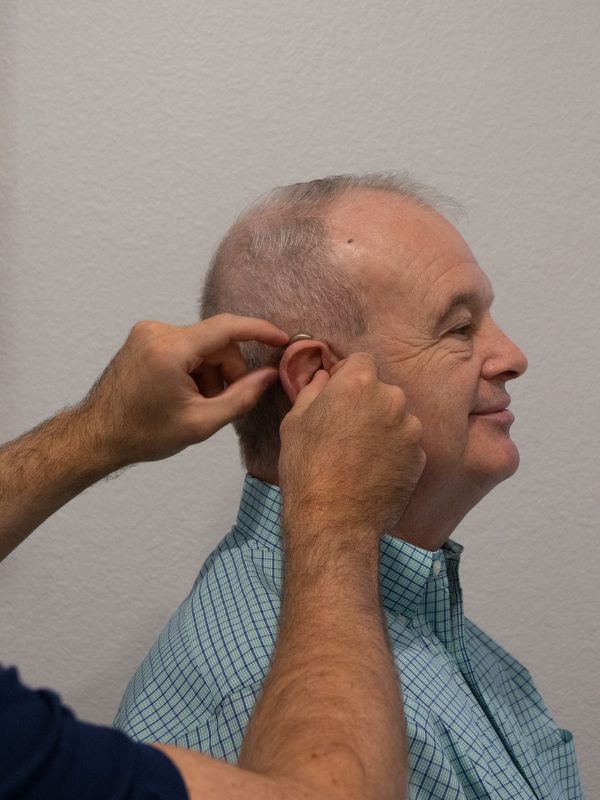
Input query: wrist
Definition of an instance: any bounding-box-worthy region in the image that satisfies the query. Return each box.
[61,404,126,478]
[282,504,380,555]
[282,514,381,592]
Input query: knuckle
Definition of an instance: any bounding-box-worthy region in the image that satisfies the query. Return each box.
[409,414,424,437]
[343,356,377,389]
[131,319,159,340]
[280,409,303,438]
[353,370,373,389]
[331,352,376,382]
[387,384,407,408]
[132,319,152,333]
[279,414,293,435]
[215,312,235,325]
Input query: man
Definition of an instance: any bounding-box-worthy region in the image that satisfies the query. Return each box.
[1,313,423,799]
[115,174,585,798]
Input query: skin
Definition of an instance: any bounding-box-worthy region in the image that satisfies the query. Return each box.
[0,314,419,800]
[239,355,425,799]
[272,189,528,551]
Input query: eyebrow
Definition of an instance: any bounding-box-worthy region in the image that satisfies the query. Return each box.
[432,289,495,331]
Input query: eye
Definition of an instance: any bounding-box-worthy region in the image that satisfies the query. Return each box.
[450,322,473,337]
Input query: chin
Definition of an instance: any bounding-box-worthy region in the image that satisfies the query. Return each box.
[467,439,521,490]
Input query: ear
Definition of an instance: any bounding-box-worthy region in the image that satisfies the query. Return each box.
[279,339,339,403]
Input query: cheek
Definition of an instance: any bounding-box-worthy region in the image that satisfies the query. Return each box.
[409,383,471,425]
[409,391,474,460]
[384,353,478,431]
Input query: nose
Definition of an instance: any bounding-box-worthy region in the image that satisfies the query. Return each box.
[481,321,528,382]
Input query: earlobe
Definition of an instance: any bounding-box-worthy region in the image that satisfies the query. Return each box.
[279,339,337,403]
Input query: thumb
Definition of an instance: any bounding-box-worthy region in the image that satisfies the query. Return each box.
[290,369,330,416]
[193,367,279,437]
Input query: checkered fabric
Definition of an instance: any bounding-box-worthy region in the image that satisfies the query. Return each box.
[115,474,585,799]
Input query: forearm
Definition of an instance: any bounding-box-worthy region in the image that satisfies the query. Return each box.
[0,406,117,561]
[239,513,407,800]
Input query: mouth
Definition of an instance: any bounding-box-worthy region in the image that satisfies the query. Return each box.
[469,408,514,423]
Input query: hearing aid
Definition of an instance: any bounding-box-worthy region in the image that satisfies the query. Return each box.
[285,333,319,347]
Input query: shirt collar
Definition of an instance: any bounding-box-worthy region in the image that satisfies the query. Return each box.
[234,472,464,622]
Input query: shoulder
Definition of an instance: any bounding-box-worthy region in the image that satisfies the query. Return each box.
[186,535,282,694]
[115,529,282,744]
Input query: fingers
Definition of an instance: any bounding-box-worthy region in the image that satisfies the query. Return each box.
[92,315,289,464]
[283,355,375,421]
[192,365,225,398]
[329,352,377,380]
[289,369,330,416]
[184,314,290,362]
[200,341,250,384]
[189,368,279,439]
[328,358,347,377]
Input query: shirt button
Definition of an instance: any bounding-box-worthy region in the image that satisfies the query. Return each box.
[432,560,441,576]
[398,614,408,625]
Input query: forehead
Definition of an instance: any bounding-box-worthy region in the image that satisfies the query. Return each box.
[327,189,492,319]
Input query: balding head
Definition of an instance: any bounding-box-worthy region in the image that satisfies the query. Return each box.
[199,173,453,476]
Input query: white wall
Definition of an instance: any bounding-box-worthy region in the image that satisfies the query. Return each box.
[1,0,598,793]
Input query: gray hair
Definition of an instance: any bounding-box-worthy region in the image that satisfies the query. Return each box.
[199,172,452,477]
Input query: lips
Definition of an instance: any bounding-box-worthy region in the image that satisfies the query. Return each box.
[472,397,511,414]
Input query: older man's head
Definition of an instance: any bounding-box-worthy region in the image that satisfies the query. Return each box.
[200,174,528,549]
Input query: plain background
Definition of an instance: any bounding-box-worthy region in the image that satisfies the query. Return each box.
[1,1,598,794]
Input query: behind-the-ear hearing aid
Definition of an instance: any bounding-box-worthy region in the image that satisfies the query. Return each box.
[284,333,322,347]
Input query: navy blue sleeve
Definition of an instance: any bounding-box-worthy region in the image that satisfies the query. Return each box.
[0,666,189,800]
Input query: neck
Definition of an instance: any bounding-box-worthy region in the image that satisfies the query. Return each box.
[249,464,493,553]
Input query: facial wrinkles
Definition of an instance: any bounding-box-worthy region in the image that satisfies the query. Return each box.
[376,328,444,384]
[423,256,481,313]
[337,199,489,376]
[375,272,487,384]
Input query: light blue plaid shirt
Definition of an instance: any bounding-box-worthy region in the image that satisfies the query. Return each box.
[115,474,584,799]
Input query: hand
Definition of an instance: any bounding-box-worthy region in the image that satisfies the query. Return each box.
[278,353,426,542]
[80,314,289,467]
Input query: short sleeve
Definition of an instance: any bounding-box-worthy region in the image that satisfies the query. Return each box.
[0,666,188,800]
